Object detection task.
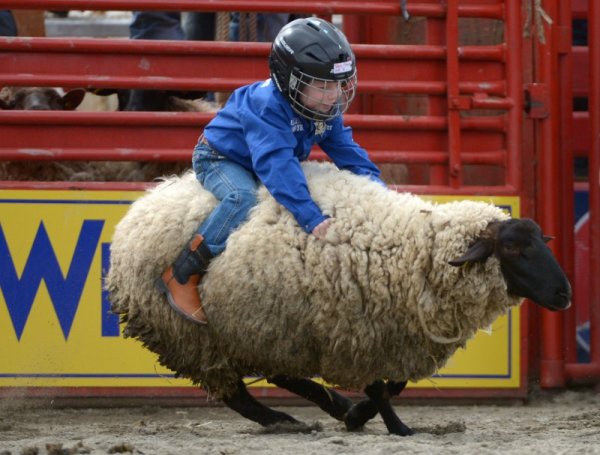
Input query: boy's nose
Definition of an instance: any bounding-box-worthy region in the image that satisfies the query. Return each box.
[324,86,340,101]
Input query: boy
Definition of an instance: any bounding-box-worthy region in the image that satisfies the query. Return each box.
[157,17,383,324]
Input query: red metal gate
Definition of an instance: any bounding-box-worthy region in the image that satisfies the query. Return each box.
[1,0,525,193]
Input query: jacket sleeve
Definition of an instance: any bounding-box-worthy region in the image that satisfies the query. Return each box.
[240,105,328,233]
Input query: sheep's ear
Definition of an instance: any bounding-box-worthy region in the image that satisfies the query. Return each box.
[62,88,86,110]
[448,238,495,267]
[543,235,554,243]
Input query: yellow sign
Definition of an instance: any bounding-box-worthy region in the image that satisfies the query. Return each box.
[0,191,520,389]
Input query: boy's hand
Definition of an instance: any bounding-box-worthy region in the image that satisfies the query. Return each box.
[312,218,333,239]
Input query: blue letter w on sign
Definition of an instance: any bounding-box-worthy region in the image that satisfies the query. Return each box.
[0,220,104,340]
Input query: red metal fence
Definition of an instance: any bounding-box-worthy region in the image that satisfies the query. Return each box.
[1,0,525,193]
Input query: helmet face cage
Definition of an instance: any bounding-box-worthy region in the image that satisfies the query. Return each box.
[287,69,357,121]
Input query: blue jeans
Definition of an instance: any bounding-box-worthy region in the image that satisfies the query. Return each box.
[192,143,259,256]
[0,10,17,36]
[129,11,216,41]
[129,12,185,40]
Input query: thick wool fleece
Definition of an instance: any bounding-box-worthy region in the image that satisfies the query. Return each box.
[106,162,521,397]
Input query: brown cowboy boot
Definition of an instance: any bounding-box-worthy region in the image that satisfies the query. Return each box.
[156,234,213,324]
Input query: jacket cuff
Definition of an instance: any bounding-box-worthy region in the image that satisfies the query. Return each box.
[304,214,329,234]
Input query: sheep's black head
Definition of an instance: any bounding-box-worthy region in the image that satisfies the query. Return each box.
[448,218,571,311]
[0,87,85,111]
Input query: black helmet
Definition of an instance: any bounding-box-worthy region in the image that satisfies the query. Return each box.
[269,18,357,121]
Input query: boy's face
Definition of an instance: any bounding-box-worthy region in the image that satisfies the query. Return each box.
[287,72,357,121]
[299,79,341,115]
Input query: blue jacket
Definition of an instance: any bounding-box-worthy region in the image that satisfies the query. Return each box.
[201,79,382,233]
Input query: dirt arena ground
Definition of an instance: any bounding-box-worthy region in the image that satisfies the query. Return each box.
[1,389,599,454]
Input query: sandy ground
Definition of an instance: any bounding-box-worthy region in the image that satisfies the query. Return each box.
[1,389,599,455]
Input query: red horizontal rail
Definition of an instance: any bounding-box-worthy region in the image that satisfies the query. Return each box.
[572,46,588,97]
[0,110,506,130]
[0,75,508,97]
[0,0,505,18]
[0,38,504,61]
[0,110,507,167]
[572,112,590,157]
[0,111,507,155]
[0,180,152,191]
[0,148,506,166]
[572,0,588,18]
[0,180,518,196]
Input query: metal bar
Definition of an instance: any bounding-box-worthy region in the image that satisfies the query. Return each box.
[0,179,518,196]
[586,0,600,381]
[0,148,507,166]
[0,111,506,130]
[538,0,566,389]
[446,0,462,188]
[557,0,577,366]
[552,0,600,385]
[571,112,589,157]
[572,0,588,18]
[565,363,600,385]
[504,1,523,194]
[0,38,505,61]
[572,47,588,97]
[0,181,152,190]
[470,96,514,110]
[0,0,505,18]
[426,13,448,186]
[0,74,507,97]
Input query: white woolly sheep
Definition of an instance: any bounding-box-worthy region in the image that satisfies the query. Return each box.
[106,161,571,436]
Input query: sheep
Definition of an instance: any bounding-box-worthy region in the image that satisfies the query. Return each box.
[105,161,571,436]
[87,87,222,113]
[0,86,85,110]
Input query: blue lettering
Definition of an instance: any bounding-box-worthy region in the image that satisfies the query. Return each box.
[0,220,104,340]
[101,242,120,337]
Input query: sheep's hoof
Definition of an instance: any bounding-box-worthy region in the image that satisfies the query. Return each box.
[389,423,415,437]
[343,411,365,432]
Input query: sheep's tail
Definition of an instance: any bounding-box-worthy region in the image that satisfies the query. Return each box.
[417,291,463,345]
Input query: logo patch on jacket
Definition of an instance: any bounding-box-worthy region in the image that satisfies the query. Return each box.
[290,118,304,133]
[315,121,326,136]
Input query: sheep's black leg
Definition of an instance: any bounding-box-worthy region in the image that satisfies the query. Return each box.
[268,375,353,421]
[222,380,300,427]
[363,380,413,436]
[344,380,412,435]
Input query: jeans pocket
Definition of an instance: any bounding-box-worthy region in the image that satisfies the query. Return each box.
[193,145,224,179]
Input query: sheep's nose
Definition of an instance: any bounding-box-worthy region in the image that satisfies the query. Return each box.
[556,290,572,309]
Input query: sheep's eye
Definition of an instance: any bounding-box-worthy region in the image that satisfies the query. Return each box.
[502,241,520,255]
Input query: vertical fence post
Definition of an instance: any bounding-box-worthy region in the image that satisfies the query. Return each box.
[564,0,600,385]
[445,0,462,189]
[585,0,600,380]
[538,0,566,388]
